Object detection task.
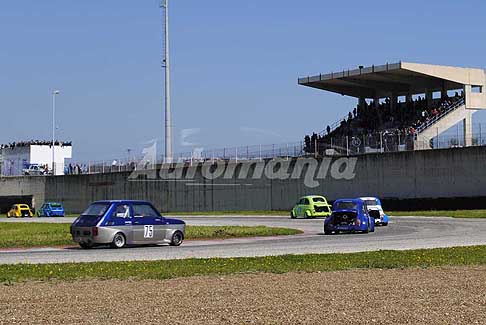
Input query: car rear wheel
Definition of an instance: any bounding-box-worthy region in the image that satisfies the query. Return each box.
[363,218,370,233]
[79,242,94,249]
[170,231,184,246]
[111,233,126,249]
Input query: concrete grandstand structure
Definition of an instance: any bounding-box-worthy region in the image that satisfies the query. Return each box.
[299,62,486,152]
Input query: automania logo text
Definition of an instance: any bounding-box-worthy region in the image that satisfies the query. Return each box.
[129,157,357,188]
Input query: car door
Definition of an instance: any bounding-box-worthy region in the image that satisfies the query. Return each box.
[131,203,166,243]
[107,204,134,242]
[301,198,311,217]
[295,198,305,217]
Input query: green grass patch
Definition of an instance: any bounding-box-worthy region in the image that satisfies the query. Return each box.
[390,210,486,218]
[1,246,485,283]
[0,224,301,249]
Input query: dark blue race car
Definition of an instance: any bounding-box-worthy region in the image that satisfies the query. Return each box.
[324,199,375,235]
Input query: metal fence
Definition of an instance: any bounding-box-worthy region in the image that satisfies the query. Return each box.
[2,125,486,177]
[61,142,307,176]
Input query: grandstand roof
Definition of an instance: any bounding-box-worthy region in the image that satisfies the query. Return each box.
[298,62,486,98]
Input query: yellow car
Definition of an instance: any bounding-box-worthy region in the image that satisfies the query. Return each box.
[7,204,34,218]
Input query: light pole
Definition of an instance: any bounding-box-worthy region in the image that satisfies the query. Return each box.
[52,90,60,175]
[161,0,173,163]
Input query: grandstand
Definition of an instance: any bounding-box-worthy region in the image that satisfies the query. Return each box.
[299,62,486,155]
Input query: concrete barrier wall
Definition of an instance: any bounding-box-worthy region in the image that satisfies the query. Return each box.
[2,146,486,213]
[0,176,46,212]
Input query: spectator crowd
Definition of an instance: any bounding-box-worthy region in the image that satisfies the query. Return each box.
[305,92,464,154]
[1,140,72,150]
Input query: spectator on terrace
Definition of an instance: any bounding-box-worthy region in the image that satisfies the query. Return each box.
[326,125,331,135]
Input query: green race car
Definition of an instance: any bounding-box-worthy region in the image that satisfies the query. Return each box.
[290,195,332,219]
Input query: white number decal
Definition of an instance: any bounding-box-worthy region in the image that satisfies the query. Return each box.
[144,225,154,238]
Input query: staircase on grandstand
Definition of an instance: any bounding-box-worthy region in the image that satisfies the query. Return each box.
[414,98,471,150]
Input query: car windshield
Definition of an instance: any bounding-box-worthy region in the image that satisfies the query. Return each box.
[81,203,110,216]
[334,201,358,210]
[312,197,326,203]
[364,199,378,206]
[50,203,62,208]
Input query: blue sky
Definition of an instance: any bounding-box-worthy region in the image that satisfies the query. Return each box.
[1,0,486,161]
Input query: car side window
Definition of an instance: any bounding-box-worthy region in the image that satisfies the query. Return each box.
[112,204,131,219]
[298,199,305,205]
[304,199,310,205]
[132,204,160,218]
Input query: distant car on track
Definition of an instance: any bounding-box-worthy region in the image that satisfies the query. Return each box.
[37,202,65,218]
[7,204,34,218]
[70,200,186,249]
[359,197,389,226]
[291,195,332,219]
[324,199,375,234]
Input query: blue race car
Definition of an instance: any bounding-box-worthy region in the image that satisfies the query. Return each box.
[324,199,375,235]
[71,200,186,249]
[37,202,65,217]
[359,197,389,226]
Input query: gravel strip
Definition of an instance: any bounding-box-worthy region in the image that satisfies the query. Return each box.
[1,266,485,324]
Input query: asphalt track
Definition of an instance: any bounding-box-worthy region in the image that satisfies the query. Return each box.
[0,216,485,265]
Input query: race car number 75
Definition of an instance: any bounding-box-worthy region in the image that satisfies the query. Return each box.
[144,225,154,238]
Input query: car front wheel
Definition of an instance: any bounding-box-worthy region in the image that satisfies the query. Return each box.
[111,233,126,249]
[170,231,184,246]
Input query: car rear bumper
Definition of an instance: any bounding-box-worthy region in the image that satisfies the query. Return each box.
[325,224,366,232]
[71,227,113,245]
[311,211,331,217]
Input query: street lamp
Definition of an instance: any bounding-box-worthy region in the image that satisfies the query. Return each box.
[52,90,60,175]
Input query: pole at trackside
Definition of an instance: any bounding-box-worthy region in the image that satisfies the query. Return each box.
[161,0,173,163]
[52,90,60,175]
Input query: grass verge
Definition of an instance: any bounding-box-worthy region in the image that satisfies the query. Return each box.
[1,246,485,283]
[390,210,486,218]
[0,224,302,249]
